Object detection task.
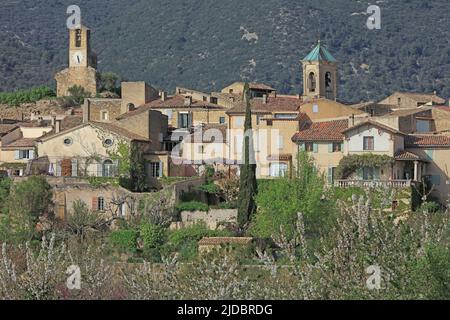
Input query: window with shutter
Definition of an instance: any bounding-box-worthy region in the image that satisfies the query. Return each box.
[159,162,164,178]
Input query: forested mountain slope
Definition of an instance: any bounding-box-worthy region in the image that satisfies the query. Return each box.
[1,0,450,103]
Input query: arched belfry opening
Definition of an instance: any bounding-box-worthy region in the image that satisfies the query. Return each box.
[308,72,316,93]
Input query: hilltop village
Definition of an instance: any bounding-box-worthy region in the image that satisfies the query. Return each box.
[1,25,450,219]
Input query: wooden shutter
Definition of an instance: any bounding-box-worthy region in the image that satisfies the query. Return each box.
[91,197,98,211]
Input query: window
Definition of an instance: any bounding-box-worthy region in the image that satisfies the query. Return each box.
[18,150,30,159]
[270,163,288,177]
[305,142,314,152]
[98,197,105,211]
[150,162,161,177]
[203,96,207,101]
[75,29,82,47]
[363,136,374,151]
[166,110,173,120]
[101,111,109,121]
[312,104,319,113]
[103,160,115,177]
[328,167,336,185]
[63,137,73,146]
[229,89,234,94]
[198,145,205,154]
[331,142,342,152]
[219,117,226,124]
[104,138,114,147]
[276,136,284,150]
[127,103,135,111]
[210,97,218,104]
[179,113,190,129]
[363,167,374,180]
[416,120,430,132]
[234,117,244,127]
[256,115,262,125]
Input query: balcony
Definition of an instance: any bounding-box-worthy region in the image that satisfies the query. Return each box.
[335,180,413,189]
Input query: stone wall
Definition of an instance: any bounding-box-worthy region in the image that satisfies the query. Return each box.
[55,66,98,97]
[173,209,238,230]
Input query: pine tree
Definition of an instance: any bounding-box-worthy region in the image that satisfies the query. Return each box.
[237,83,258,230]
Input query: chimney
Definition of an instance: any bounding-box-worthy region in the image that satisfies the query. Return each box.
[184,96,192,106]
[262,94,268,104]
[82,100,90,123]
[161,91,167,102]
[349,114,355,127]
[55,120,61,134]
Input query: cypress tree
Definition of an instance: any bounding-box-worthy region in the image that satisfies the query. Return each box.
[237,83,258,230]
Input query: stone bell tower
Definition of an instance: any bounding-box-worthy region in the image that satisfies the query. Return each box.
[302,40,338,101]
[55,25,98,97]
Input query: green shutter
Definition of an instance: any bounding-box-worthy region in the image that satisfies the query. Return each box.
[328,167,334,185]
[313,143,318,153]
[328,143,333,153]
[299,143,306,152]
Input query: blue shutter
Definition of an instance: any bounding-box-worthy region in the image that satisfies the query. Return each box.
[299,143,306,152]
[328,167,334,185]
[55,161,62,177]
[71,159,78,177]
[159,161,164,178]
[97,163,103,177]
[313,143,318,153]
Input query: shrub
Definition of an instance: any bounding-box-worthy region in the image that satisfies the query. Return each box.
[218,202,237,209]
[176,201,209,212]
[140,223,166,249]
[109,230,138,253]
[0,86,55,106]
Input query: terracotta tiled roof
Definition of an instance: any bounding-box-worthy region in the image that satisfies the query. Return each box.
[39,116,84,140]
[0,124,19,135]
[186,124,228,143]
[395,92,446,104]
[147,95,223,109]
[342,120,403,135]
[90,122,150,142]
[198,237,253,246]
[249,83,276,91]
[394,150,422,161]
[226,96,302,114]
[434,106,450,112]
[2,138,35,149]
[405,135,450,147]
[292,120,348,142]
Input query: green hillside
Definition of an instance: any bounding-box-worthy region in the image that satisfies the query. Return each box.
[1,0,450,103]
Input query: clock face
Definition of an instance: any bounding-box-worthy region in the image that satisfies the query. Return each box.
[72,51,84,65]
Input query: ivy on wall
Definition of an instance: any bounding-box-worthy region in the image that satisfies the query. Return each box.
[335,154,395,179]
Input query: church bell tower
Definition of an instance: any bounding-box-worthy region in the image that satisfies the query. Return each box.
[302,40,338,101]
